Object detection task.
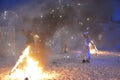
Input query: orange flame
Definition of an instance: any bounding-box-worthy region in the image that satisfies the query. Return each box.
[2,46,59,80]
[89,43,98,54]
[11,46,30,73]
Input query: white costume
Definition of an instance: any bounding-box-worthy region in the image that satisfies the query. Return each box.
[82,32,91,62]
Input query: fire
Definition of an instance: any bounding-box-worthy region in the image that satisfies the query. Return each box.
[11,46,30,73]
[2,46,59,80]
[89,42,99,54]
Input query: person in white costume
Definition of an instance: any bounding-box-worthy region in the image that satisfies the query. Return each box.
[82,32,93,63]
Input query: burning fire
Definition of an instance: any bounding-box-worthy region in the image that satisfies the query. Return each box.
[89,44,98,54]
[89,41,99,54]
[2,46,59,80]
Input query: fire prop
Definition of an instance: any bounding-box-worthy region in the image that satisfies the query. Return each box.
[2,46,59,80]
[89,40,98,54]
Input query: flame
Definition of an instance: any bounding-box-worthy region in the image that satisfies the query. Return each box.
[89,43,99,54]
[11,46,30,73]
[2,46,59,80]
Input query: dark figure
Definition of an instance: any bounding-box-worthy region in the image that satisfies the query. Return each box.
[62,43,69,53]
[22,29,34,45]
[82,32,92,63]
[24,77,29,80]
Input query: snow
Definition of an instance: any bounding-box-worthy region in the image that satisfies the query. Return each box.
[0,51,120,80]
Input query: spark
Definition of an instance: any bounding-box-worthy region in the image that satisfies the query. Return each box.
[59,15,62,18]
[86,18,90,21]
[86,27,90,30]
[40,15,43,18]
[4,11,7,16]
[4,32,7,35]
[56,7,60,10]
[77,3,81,6]
[66,4,70,6]
[98,34,103,40]
[51,9,55,13]
[78,22,83,25]
[71,36,74,40]
[8,43,11,47]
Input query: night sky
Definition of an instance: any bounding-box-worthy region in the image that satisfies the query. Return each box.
[0,0,32,10]
[0,0,120,21]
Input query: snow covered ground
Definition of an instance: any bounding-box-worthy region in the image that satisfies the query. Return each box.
[0,51,120,80]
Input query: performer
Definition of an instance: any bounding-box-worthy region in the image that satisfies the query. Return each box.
[21,29,34,46]
[24,77,29,80]
[62,42,69,54]
[82,32,93,63]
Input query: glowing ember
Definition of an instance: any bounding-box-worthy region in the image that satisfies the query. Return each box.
[89,41,98,54]
[2,46,59,80]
